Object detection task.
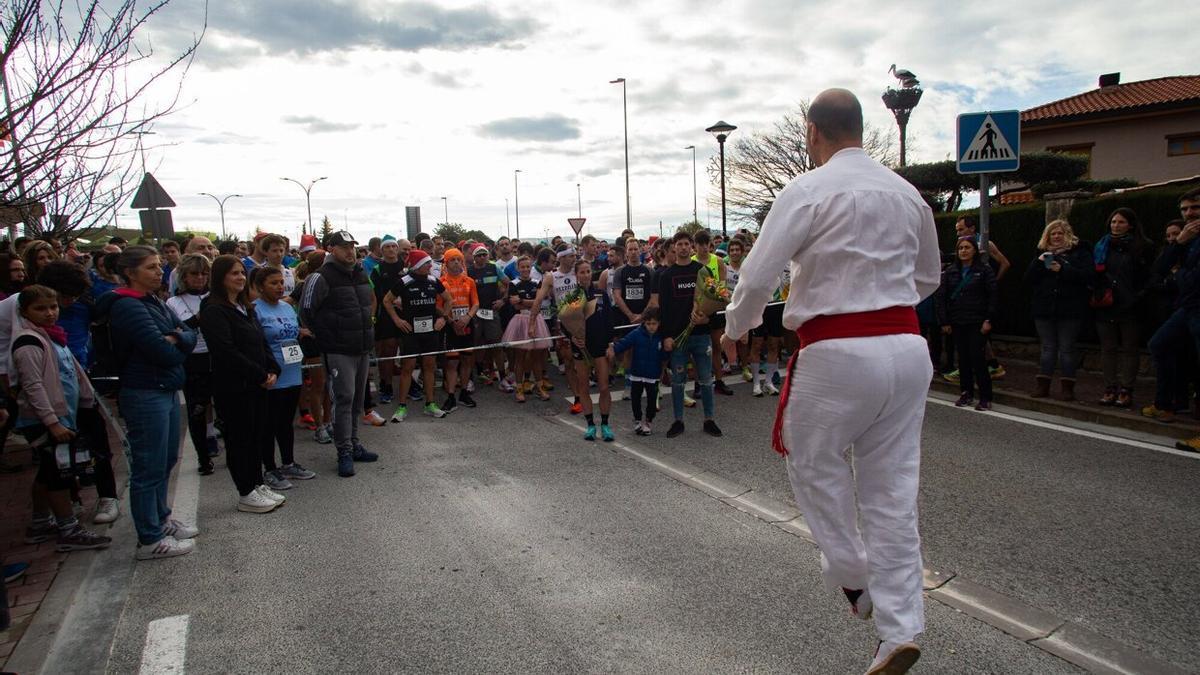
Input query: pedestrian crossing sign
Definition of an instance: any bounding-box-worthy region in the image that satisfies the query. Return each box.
[956,110,1020,174]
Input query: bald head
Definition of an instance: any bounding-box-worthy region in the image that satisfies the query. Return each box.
[809,89,863,144]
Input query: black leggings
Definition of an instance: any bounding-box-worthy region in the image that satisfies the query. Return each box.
[213,389,267,497]
[629,381,658,422]
[262,386,301,471]
[182,354,213,465]
[954,323,992,401]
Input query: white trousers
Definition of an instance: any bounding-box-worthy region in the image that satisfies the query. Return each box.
[782,333,930,643]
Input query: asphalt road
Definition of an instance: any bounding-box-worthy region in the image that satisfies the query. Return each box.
[101,378,1087,673]
[619,381,1200,672]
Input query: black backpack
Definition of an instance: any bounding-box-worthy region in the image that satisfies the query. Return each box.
[89,308,122,395]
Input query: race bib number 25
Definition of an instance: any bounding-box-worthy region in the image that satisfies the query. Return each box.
[281,340,304,365]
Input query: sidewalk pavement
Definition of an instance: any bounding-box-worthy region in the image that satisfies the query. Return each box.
[932,358,1200,441]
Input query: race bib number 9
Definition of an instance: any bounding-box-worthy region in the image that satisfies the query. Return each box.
[281,340,304,365]
[477,309,494,320]
[414,317,434,333]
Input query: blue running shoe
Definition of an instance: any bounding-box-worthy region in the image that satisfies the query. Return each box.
[601,424,614,442]
[583,425,597,441]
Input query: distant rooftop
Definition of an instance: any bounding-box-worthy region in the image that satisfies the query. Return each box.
[1022,75,1200,126]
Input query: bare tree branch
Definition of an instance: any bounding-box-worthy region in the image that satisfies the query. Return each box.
[707,101,897,228]
[1,0,206,237]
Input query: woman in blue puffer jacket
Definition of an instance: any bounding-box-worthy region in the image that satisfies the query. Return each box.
[93,246,197,561]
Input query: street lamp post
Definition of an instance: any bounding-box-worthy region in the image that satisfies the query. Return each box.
[576,183,582,218]
[684,145,697,223]
[505,198,511,238]
[705,121,737,238]
[441,196,449,225]
[609,77,631,231]
[280,176,328,236]
[514,169,522,240]
[198,192,243,240]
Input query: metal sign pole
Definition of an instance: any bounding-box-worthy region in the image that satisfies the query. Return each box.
[978,173,990,263]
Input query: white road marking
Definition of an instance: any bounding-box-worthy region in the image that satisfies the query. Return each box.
[926,396,1200,460]
[139,614,190,674]
[172,452,201,527]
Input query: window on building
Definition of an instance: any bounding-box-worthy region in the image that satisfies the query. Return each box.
[1167,133,1200,157]
[1047,143,1094,178]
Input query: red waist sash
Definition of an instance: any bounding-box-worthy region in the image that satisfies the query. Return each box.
[772,306,920,456]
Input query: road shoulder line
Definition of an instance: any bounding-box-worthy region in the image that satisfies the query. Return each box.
[550,414,1187,674]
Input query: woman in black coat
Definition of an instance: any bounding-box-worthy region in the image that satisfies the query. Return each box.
[1092,207,1153,408]
[937,237,998,411]
[1024,220,1092,401]
[199,255,282,515]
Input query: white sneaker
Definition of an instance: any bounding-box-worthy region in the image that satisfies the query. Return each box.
[162,518,199,540]
[362,410,386,427]
[866,641,920,675]
[465,378,476,393]
[136,535,194,560]
[92,497,120,524]
[763,380,779,396]
[256,484,286,504]
[752,382,763,397]
[238,490,278,513]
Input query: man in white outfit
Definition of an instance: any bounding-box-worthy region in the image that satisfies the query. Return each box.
[723,89,941,675]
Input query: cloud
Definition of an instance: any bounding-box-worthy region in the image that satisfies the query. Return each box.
[194,132,263,145]
[211,0,539,56]
[477,114,582,142]
[281,115,361,133]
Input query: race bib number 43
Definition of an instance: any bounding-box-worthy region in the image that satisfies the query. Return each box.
[477,309,494,320]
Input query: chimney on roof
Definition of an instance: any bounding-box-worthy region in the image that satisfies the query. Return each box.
[1099,72,1121,88]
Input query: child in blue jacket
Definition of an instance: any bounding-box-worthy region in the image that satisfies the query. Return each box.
[607,308,669,435]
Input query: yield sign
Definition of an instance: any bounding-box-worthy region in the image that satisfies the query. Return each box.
[956,110,1021,174]
[567,217,587,237]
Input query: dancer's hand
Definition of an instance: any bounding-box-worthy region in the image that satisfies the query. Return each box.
[663,338,674,351]
[981,320,992,335]
[941,325,952,335]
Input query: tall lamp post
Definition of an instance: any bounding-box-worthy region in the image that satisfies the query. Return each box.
[705,121,736,238]
[441,196,449,225]
[684,145,697,223]
[198,192,242,240]
[505,198,511,238]
[576,183,582,217]
[609,77,631,231]
[280,176,328,236]
[882,65,923,167]
[513,169,522,240]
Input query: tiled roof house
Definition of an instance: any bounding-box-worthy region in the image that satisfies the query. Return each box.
[1020,74,1200,183]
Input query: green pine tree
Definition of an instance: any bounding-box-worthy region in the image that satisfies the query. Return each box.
[319,216,334,245]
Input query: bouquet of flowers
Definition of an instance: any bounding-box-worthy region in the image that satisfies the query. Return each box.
[675,266,732,344]
[556,286,597,364]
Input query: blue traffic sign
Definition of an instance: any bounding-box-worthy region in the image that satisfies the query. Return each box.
[956,110,1020,174]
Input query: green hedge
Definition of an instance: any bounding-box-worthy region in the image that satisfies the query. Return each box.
[933,180,1198,339]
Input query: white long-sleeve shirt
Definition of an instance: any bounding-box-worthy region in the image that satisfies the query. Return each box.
[725,147,941,340]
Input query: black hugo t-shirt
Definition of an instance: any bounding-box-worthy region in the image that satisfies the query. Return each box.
[618,264,651,316]
[391,274,445,334]
[656,261,707,338]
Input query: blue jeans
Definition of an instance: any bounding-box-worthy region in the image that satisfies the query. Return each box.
[1033,318,1082,378]
[1149,308,1200,410]
[670,334,715,421]
[120,389,181,545]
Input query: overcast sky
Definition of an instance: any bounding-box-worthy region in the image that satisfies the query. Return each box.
[135,0,1195,244]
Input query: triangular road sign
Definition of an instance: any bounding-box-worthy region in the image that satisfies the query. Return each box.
[961,114,1015,162]
[130,172,176,209]
[568,217,587,236]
